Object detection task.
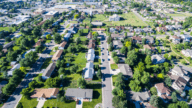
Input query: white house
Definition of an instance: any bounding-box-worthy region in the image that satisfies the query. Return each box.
[181,49,192,58]
[151,54,165,64]
[109,14,120,21]
[170,36,180,44]
[179,34,191,42]
[87,49,95,62]
[64,33,71,41]
[170,65,190,81]
[84,62,94,80]
[42,63,56,80]
[8,64,20,76]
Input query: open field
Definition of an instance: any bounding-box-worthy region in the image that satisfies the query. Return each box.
[97,12,147,26]
[0,27,10,31]
[166,12,192,17]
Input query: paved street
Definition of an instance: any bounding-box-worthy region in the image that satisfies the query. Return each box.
[2,40,56,108]
[100,32,113,108]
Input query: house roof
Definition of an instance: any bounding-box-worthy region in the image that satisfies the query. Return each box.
[172,65,185,76]
[111,34,124,38]
[145,36,154,42]
[3,41,15,49]
[42,63,56,77]
[172,77,187,91]
[52,50,63,61]
[132,36,142,41]
[118,64,133,77]
[155,83,171,95]
[33,39,44,47]
[91,22,103,26]
[31,88,59,98]
[151,54,165,64]
[144,45,155,50]
[113,40,123,48]
[172,36,180,39]
[127,90,151,102]
[92,28,105,31]
[65,88,93,99]
[87,32,93,39]
[59,41,67,48]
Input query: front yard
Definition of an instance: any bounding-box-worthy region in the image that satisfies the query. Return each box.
[19,97,38,108]
[110,63,118,70]
[43,99,76,108]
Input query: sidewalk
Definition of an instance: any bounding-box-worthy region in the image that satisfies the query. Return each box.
[36,100,46,108]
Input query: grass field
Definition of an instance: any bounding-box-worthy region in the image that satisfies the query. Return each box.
[83,18,91,24]
[0,27,10,31]
[19,97,38,108]
[95,12,147,26]
[110,63,118,70]
[165,12,192,17]
[43,99,76,108]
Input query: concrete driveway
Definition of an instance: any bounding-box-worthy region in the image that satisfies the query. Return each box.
[37,100,46,108]
[76,99,83,108]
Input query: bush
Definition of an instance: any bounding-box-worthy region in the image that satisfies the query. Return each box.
[150,87,157,95]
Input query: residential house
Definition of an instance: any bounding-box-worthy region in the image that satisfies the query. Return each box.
[151,54,165,64]
[111,34,125,39]
[165,25,174,31]
[15,34,22,38]
[156,27,167,32]
[8,64,21,76]
[118,64,133,80]
[143,28,153,33]
[113,40,123,49]
[134,28,143,33]
[42,63,56,80]
[115,50,125,63]
[33,39,44,48]
[22,49,36,58]
[58,41,67,50]
[109,14,120,21]
[172,25,182,30]
[171,76,188,92]
[91,22,103,26]
[31,88,59,100]
[34,8,46,15]
[109,28,116,33]
[88,40,96,49]
[65,88,93,101]
[52,50,63,62]
[170,65,190,81]
[92,28,105,31]
[144,45,155,51]
[170,36,180,44]
[64,33,71,41]
[115,26,125,31]
[84,62,94,80]
[155,83,172,103]
[181,49,192,58]
[87,49,95,62]
[10,61,17,67]
[44,11,59,19]
[69,27,78,34]
[127,90,151,102]
[87,32,93,39]
[132,36,142,44]
[145,36,154,44]
[179,34,191,42]
[0,81,8,102]
[3,41,15,49]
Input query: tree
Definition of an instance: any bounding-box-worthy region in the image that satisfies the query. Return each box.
[17,102,23,108]
[145,55,152,65]
[185,28,188,32]
[108,3,111,7]
[190,32,192,36]
[107,36,113,44]
[117,89,125,99]
[53,33,61,44]
[150,95,159,108]
[165,77,172,86]
[125,41,131,47]
[45,77,60,87]
[46,34,52,40]
[150,87,157,95]
[112,52,117,58]
[176,101,189,108]
[74,14,79,19]
[155,40,159,46]
[112,96,127,108]
[21,87,33,99]
[129,80,141,92]
[96,69,102,79]
[2,83,15,95]
[141,72,150,84]
[77,78,86,88]
[189,89,192,99]
[113,56,119,64]
[21,38,30,48]
[5,37,11,42]
[125,50,138,66]
[58,67,65,75]
[171,92,177,103]
[166,35,169,39]
[120,46,126,54]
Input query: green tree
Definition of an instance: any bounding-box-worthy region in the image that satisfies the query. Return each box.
[145,55,152,65]
[150,87,157,95]
[58,67,65,75]
[120,46,126,55]
[165,77,172,86]
[125,50,138,66]
[150,95,159,108]
[45,77,60,88]
[113,56,119,64]
[77,78,86,88]
[53,33,61,44]
[16,102,23,108]
[46,34,52,40]
[21,87,33,99]
[2,83,15,95]
[129,80,141,92]
[189,89,192,99]
[171,92,177,103]
[96,69,102,79]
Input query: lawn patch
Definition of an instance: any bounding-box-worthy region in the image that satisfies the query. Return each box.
[110,63,118,70]
[112,75,117,86]
[43,99,76,108]
[66,24,70,28]
[0,27,10,32]
[19,97,38,108]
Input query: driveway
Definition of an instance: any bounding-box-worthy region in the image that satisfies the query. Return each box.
[36,100,46,108]
[100,32,114,108]
[76,99,83,108]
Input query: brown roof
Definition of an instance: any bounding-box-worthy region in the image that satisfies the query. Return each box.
[31,88,59,98]
[161,94,172,100]
[87,32,93,39]
[38,20,46,26]
[116,26,125,31]
[144,45,155,50]
[172,36,180,39]
[111,34,124,38]
[132,36,142,41]
[92,28,105,31]
[59,41,67,48]
[52,50,63,61]
[33,39,44,47]
[155,83,171,95]
[46,29,53,33]
[88,40,96,49]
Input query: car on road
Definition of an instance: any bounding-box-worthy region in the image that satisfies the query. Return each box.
[108,58,110,61]
[102,53,104,55]
[103,75,105,81]
[102,59,105,62]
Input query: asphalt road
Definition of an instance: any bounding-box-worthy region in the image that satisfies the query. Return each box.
[2,40,55,108]
[100,32,114,108]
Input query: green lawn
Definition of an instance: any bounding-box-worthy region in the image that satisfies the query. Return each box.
[165,12,192,17]
[112,75,117,86]
[70,21,78,24]
[83,18,91,24]
[92,14,108,22]
[45,40,51,43]
[110,63,118,70]
[19,97,38,108]
[13,45,20,51]
[104,12,147,26]
[66,24,70,28]
[83,84,102,108]
[0,27,10,31]
[40,58,52,69]
[43,99,76,108]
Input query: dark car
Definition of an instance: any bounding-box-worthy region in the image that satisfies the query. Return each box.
[76,99,79,104]
[103,74,105,81]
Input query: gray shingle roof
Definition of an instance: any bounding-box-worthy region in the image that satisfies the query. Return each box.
[42,63,56,77]
[118,64,133,77]
[65,88,93,99]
